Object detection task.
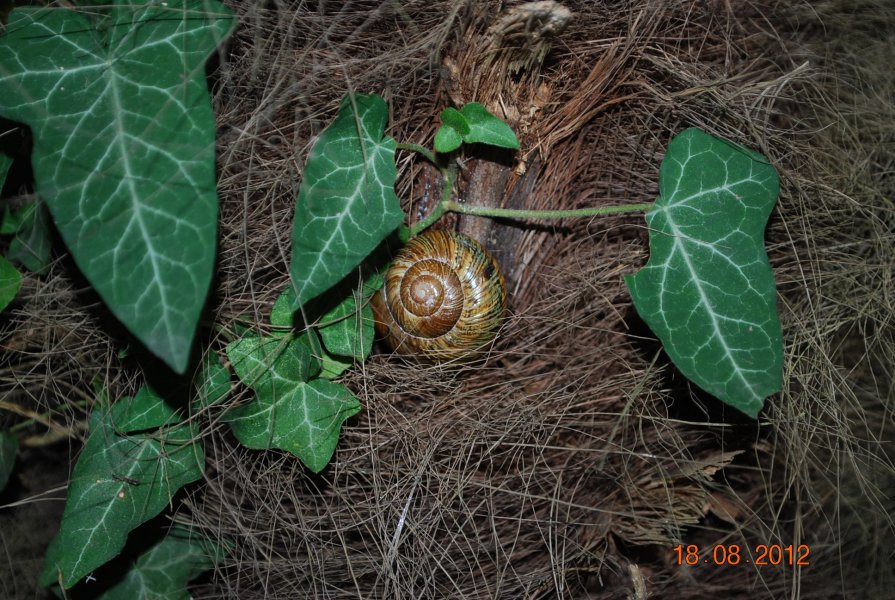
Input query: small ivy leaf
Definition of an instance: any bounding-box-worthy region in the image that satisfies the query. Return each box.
[434,125,463,153]
[0,255,21,312]
[625,128,783,418]
[226,375,360,472]
[458,102,520,149]
[5,200,52,274]
[227,335,314,389]
[318,273,382,361]
[290,93,404,309]
[270,286,296,328]
[39,388,204,589]
[96,524,224,600]
[192,353,231,413]
[0,430,18,493]
[319,299,375,361]
[0,3,237,373]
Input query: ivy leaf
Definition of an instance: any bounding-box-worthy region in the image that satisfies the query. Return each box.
[0,255,20,312]
[290,94,404,308]
[97,525,224,600]
[458,103,519,149]
[2,201,52,274]
[39,388,204,588]
[226,378,360,473]
[434,125,463,154]
[318,273,382,361]
[0,430,17,493]
[434,107,469,153]
[226,335,359,471]
[625,128,783,418]
[0,3,236,373]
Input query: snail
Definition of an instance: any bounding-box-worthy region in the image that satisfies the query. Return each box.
[370,230,507,362]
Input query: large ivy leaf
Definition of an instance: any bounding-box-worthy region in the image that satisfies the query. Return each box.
[290,94,404,308]
[625,128,782,418]
[39,388,204,589]
[97,525,224,600]
[0,2,236,373]
[226,336,360,472]
[0,430,17,493]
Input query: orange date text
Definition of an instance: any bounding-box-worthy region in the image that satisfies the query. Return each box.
[673,544,810,566]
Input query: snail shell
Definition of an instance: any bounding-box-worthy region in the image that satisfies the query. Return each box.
[371,230,507,362]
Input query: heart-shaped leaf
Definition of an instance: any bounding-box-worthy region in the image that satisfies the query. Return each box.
[290,94,404,308]
[226,335,356,471]
[0,2,236,373]
[39,388,204,588]
[458,103,519,149]
[625,128,782,418]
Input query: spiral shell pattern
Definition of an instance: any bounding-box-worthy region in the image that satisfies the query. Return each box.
[371,230,507,362]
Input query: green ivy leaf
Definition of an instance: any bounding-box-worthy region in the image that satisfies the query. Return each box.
[226,334,358,471]
[0,430,18,493]
[290,94,404,308]
[2,201,52,274]
[0,3,236,373]
[97,525,224,600]
[458,103,519,149]
[0,254,20,312]
[625,128,783,418]
[226,377,360,473]
[39,388,204,588]
[318,273,382,361]
[434,125,463,153]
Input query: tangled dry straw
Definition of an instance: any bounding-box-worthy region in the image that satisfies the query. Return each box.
[1,0,892,598]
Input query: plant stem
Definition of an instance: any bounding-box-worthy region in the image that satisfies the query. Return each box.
[442,200,655,221]
[395,142,437,166]
[409,197,654,237]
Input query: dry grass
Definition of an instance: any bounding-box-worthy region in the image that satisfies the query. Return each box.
[1,0,893,598]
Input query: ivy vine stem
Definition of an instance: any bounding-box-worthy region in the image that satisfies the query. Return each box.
[440,200,656,221]
[398,144,654,237]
